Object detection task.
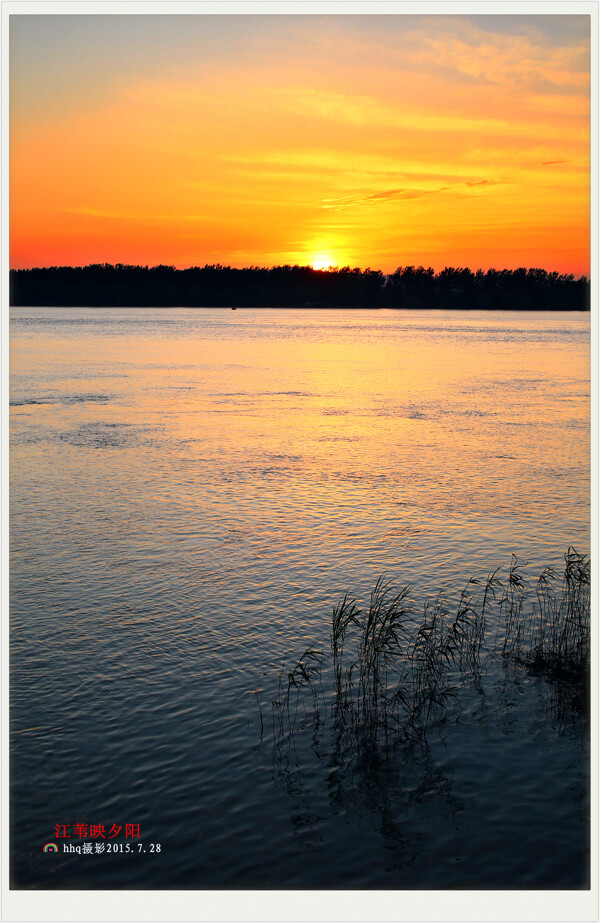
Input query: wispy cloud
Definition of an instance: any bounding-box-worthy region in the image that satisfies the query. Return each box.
[540,159,570,165]
[367,187,449,201]
[466,179,498,186]
[322,187,448,210]
[60,207,209,222]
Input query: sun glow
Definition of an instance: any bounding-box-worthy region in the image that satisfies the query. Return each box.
[311,255,337,271]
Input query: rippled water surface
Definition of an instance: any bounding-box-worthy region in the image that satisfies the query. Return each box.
[10,308,590,888]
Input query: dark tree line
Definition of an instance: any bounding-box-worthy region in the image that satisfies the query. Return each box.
[10,263,590,310]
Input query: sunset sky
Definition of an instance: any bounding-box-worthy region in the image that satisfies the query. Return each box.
[10,14,590,275]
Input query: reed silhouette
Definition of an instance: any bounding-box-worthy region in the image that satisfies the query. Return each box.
[266,549,589,765]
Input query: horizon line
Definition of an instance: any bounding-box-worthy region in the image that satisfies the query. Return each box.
[10,262,591,281]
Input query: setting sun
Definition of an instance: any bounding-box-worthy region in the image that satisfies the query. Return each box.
[311,256,337,271]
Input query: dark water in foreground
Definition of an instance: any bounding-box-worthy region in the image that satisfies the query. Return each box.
[10,309,589,888]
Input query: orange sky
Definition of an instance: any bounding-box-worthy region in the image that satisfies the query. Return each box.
[10,14,591,275]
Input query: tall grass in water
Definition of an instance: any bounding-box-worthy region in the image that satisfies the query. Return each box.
[269,549,590,758]
[503,549,591,713]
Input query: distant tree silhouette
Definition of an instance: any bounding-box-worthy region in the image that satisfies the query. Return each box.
[9,263,590,310]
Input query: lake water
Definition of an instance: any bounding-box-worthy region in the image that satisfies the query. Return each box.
[10,308,590,889]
